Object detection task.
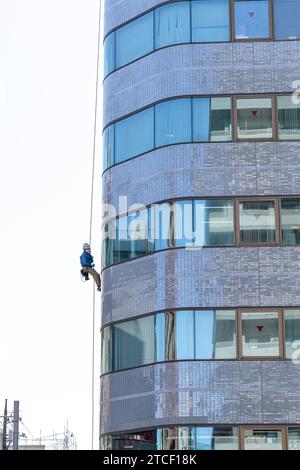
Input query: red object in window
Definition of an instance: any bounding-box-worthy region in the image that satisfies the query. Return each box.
[251,110,258,118]
[256,325,264,332]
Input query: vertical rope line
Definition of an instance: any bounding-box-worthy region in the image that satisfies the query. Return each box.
[89,0,102,451]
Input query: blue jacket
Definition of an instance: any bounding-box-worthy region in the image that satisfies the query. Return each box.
[80,251,94,268]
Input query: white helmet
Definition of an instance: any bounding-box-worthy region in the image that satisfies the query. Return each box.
[83,242,91,251]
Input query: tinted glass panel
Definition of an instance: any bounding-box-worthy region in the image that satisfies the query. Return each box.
[284,310,300,360]
[274,0,300,40]
[155,99,192,146]
[239,200,276,244]
[281,199,300,245]
[243,429,283,450]
[191,0,230,42]
[115,108,154,163]
[112,431,157,451]
[277,96,300,140]
[155,2,190,49]
[101,327,111,374]
[116,12,154,68]
[116,210,149,263]
[176,311,195,360]
[193,199,234,246]
[195,310,236,359]
[193,97,232,141]
[234,0,270,39]
[103,125,114,169]
[158,427,238,450]
[241,311,280,357]
[237,98,273,139]
[288,429,300,450]
[112,316,155,370]
[148,203,175,251]
[104,32,115,77]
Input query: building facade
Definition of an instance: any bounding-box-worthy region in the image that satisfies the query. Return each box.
[100,0,300,450]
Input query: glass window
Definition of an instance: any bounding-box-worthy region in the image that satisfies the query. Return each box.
[115,107,154,163]
[239,199,276,244]
[195,310,237,359]
[193,97,232,142]
[284,310,300,359]
[115,210,149,264]
[277,96,300,140]
[236,97,273,139]
[148,203,175,252]
[155,2,190,49]
[195,427,239,450]
[115,12,154,68]
[234,0,270,39]
[103,125,114,169]
[112,316,155,370]
[104,32,115,76]
[112,431,157,450]
[193,199,234,246]
[155,312,176,363]
[274,0,300,40]
[243,429,283,450]
[241,311,280,357]
[174,200,195,247]
[155,99,192,147]
[191,0,230,42]
[176,311,195,360]
[101,327,112,374]
[102,220,116,268]
[288,429,300,450]
[281,199,300,245]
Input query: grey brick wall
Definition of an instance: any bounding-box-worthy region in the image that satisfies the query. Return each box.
[100,361,300,435]
[102,247,300,325]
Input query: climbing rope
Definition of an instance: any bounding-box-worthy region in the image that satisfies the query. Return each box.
[89,0,102,451]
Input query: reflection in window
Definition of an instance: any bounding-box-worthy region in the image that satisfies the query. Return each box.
[284,310,300,359]
[277,96,300,140]
[103,125,114,169]
[195,310,236,359]
[158,427,239,450]
[104,32,115,77]
[237,97,273,139]
[148,203,175,251]
[193,199,235,246]
[288,429,300,450]
[115,108,154,163]
[155,2,190,49]
[112,316,155,370]
[193,97,232,141]
[243,429,283,450]
[155,99,192,147]
[112,431,157,451]
[176,311,195,360]
[281,199,300,245]
[101,327,111,374]
[115,12,154,68]
[234,0,270,39]
[239,200,276,244]
[274,0,300,40]
[241,311,280,357]
[191,0,230,42]
[155,311,176,362]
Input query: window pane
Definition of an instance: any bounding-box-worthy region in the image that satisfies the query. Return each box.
[176,311,195,360]
[155,2,190,49]
[103,220,116,267]
[243,429,283,450]
[155,312,176,363]
[174,200,195,247]
[112,431,157,450]
[237,98,273,139]
[284,310,300,359]
[103,125,114,169]
[101,327,112,374]
[277,96,300,140]
[195,310,236,359]
[191,0,230,42]
[104,32,115,76]
[155,99,192,147]
[234,0,270,39]
[193,97,232,142]
[116,210,149,263]
[116,12,154,68]
[148,203,175,251]
[112,316,155,370]
[241,311,280,357]
[195,427,239,450]
[288,429,300,450]
[274,0,300,40]
[115,108,154,163]
[194,199,234,246]
[239,200,276,244]
[281,199,300,245]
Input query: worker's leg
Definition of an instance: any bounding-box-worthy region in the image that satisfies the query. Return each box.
[81,269,89,281]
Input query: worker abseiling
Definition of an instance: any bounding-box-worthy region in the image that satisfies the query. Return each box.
[80,242,101,291]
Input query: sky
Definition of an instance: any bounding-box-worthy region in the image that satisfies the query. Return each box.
[0,0,103,449]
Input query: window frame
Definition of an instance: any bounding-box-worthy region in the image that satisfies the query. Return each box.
[277,93,300,142]
[240,425,287,450]
[238,308,284,360]
[231,0,274,42]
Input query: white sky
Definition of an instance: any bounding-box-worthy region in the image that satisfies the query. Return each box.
[0,0,103,449]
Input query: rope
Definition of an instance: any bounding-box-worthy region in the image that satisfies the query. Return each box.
[89,0,102,451]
